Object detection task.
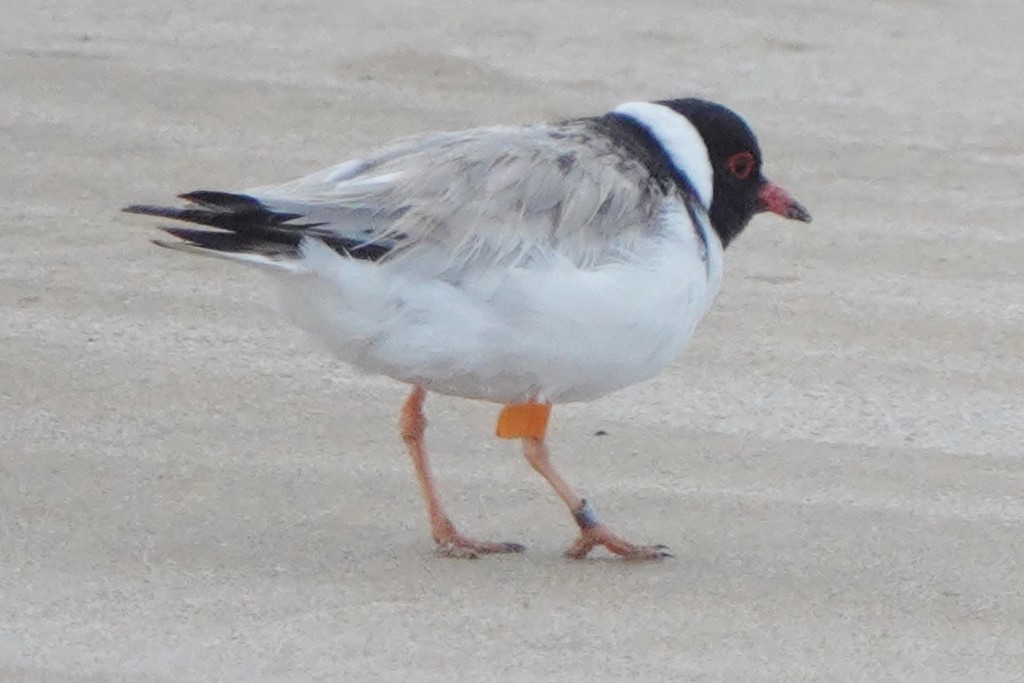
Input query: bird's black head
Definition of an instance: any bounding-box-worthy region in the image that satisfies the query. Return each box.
[659,98,811,247]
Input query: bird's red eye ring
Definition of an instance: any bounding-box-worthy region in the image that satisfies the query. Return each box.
[726,151,755,180]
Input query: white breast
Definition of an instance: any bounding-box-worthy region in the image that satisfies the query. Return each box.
[271,198,723,404]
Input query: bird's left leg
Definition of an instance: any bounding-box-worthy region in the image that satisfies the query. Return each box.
[498,403,671,560]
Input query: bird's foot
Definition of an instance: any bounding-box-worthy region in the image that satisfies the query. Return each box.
[565,524,671,561]
[433,528,525,559]
[562,499,670,560]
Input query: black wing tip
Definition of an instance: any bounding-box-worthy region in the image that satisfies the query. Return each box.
[159,226,268,252]
[122,203,167,216]
[124,191,263,214]
[122,192,304,232]
[178,190,264,211]
[124,191,393,262]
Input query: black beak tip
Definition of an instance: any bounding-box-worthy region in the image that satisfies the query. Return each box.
[787,201,812,223]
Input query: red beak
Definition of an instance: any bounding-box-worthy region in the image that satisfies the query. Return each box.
[758,181,812,223]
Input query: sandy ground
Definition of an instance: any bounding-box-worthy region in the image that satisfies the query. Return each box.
[2,0,1023,681]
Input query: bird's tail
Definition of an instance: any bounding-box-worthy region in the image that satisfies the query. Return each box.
[123,191,390,269]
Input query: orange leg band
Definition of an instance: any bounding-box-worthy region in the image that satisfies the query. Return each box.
[495,403,551,440]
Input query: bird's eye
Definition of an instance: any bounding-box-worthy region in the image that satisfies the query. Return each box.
[726,151,755,180]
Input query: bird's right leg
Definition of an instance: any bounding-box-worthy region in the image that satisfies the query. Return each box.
[399,386,524,559]
[520,436,671,560]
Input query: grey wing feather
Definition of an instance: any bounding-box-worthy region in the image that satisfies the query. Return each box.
[248,122,668,271]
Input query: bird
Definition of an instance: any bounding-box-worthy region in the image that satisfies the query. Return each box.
[124,97,811,560]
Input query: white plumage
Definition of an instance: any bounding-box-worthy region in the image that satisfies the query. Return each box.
[159,102,725,404]
[126,97,809,560]
[275,198,722,403]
